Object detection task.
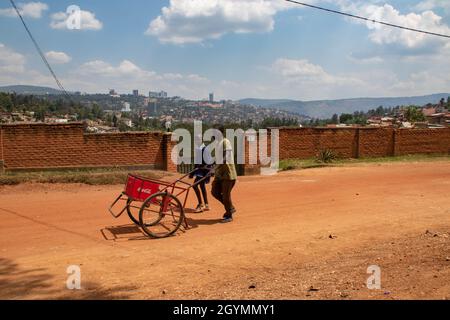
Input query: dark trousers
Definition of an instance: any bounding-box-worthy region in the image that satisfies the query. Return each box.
[211,179,236,215]
[193,177,208,205]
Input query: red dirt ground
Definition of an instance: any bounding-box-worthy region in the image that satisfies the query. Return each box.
[0,161,449,300]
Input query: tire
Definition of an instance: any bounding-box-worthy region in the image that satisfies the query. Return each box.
[128,199,162,227]
[126,199,140,225]
[139,192,185,239]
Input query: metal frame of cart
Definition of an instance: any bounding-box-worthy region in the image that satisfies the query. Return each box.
[109,171,212,238]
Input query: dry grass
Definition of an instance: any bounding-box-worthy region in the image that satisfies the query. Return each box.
[279,154,450,171]
[0,168,172,186]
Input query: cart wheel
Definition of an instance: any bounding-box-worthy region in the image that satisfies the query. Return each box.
[127,199,160,227]
[139,192,185,239]
[126,199,140,225]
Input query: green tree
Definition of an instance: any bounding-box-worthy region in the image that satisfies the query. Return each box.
[112,114,118,127]
[34,107,46,122]
[331,114,339,124]
[92,103,104,119]
[340,113,353,124]
[375,106,385,116]
[0,93,14,112]
[405,106,425,122]
[439,98,446,111]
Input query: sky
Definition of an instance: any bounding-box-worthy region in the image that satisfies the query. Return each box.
[0,0,450,101]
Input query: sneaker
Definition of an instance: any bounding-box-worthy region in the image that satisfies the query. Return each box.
[194,204,204,213]
[221,216,233,223]
[204,204,210,211]
[223,209,236,218]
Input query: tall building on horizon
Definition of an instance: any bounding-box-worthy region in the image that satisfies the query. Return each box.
[149,90,168,99]
[147,99,158,115]
[209,92,214,103]
[133,90,139,97]
[121,102,131,112]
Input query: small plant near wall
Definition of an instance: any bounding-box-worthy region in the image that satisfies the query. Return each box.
[317,149,337,163]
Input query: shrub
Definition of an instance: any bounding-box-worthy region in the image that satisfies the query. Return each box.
[317,149,337,163]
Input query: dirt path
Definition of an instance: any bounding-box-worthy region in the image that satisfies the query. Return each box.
[0,161,449,300]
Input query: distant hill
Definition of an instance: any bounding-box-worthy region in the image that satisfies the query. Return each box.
[240,93,450,118]
[239,98,294,107]
[0,85,64,95]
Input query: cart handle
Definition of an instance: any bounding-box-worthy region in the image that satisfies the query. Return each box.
[108,193,128,218]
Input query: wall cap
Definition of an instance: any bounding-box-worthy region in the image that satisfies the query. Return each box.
[0,122,86,130]
[84,131,163,137]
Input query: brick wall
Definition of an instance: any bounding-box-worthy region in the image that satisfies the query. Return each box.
[0,123,448,173]
[278,128,359,159]
[395,129,450,156]
[277,127,450,160]
[0,123,170,171]
[358,128,395,158]
[0,125,4,173]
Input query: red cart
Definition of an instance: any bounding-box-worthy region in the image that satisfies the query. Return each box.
[108,171,211,238]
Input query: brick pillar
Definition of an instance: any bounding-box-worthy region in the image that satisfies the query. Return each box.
[163,133,178,173]
[241,131,262,176]
[241,129,270,176]
[355,128,361,159]
[392,129,399,156]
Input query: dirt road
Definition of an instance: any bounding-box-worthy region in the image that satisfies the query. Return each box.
[1,162,449,300]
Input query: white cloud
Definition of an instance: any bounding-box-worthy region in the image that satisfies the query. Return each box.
[0,43,56,87]
[146,0,290,44]
[50,9,103,30]
[146,0,450,51]
[45,51,72,64]
[0,43,26,73]
[269,58,368,100]
[73,59,210,98]
[384,70,450,96]
[77,60,155,79]
[415,0,450,13]
[347,53,384,64]
[336,1,450,51]
[272,58,362,86]
[0,1,48,18]
[366,6,449,48]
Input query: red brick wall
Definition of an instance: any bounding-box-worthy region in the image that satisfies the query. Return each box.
[0,123,167,170]
[0,124,448,172]
[277,127,450,160]
[395,129,450,156]
[0,125,4,161]
[278,128,359,159]
[0,126,4,172]
[162,133,178,173]
[359,128,395,158]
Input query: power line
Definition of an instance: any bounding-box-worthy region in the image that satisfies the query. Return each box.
[285,0,450,39]
[9,0,72,98]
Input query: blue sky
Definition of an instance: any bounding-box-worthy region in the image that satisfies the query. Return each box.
[1,0,450,100]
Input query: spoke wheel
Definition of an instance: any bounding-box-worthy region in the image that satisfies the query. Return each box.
[139,193,185,238]
[126,199,140,225]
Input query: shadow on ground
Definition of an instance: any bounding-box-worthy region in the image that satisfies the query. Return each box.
[102,216,224,241]
[0,257,138,300]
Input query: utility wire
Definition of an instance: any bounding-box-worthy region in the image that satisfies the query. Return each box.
[9,0,72,98]
[285,0,450,39]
